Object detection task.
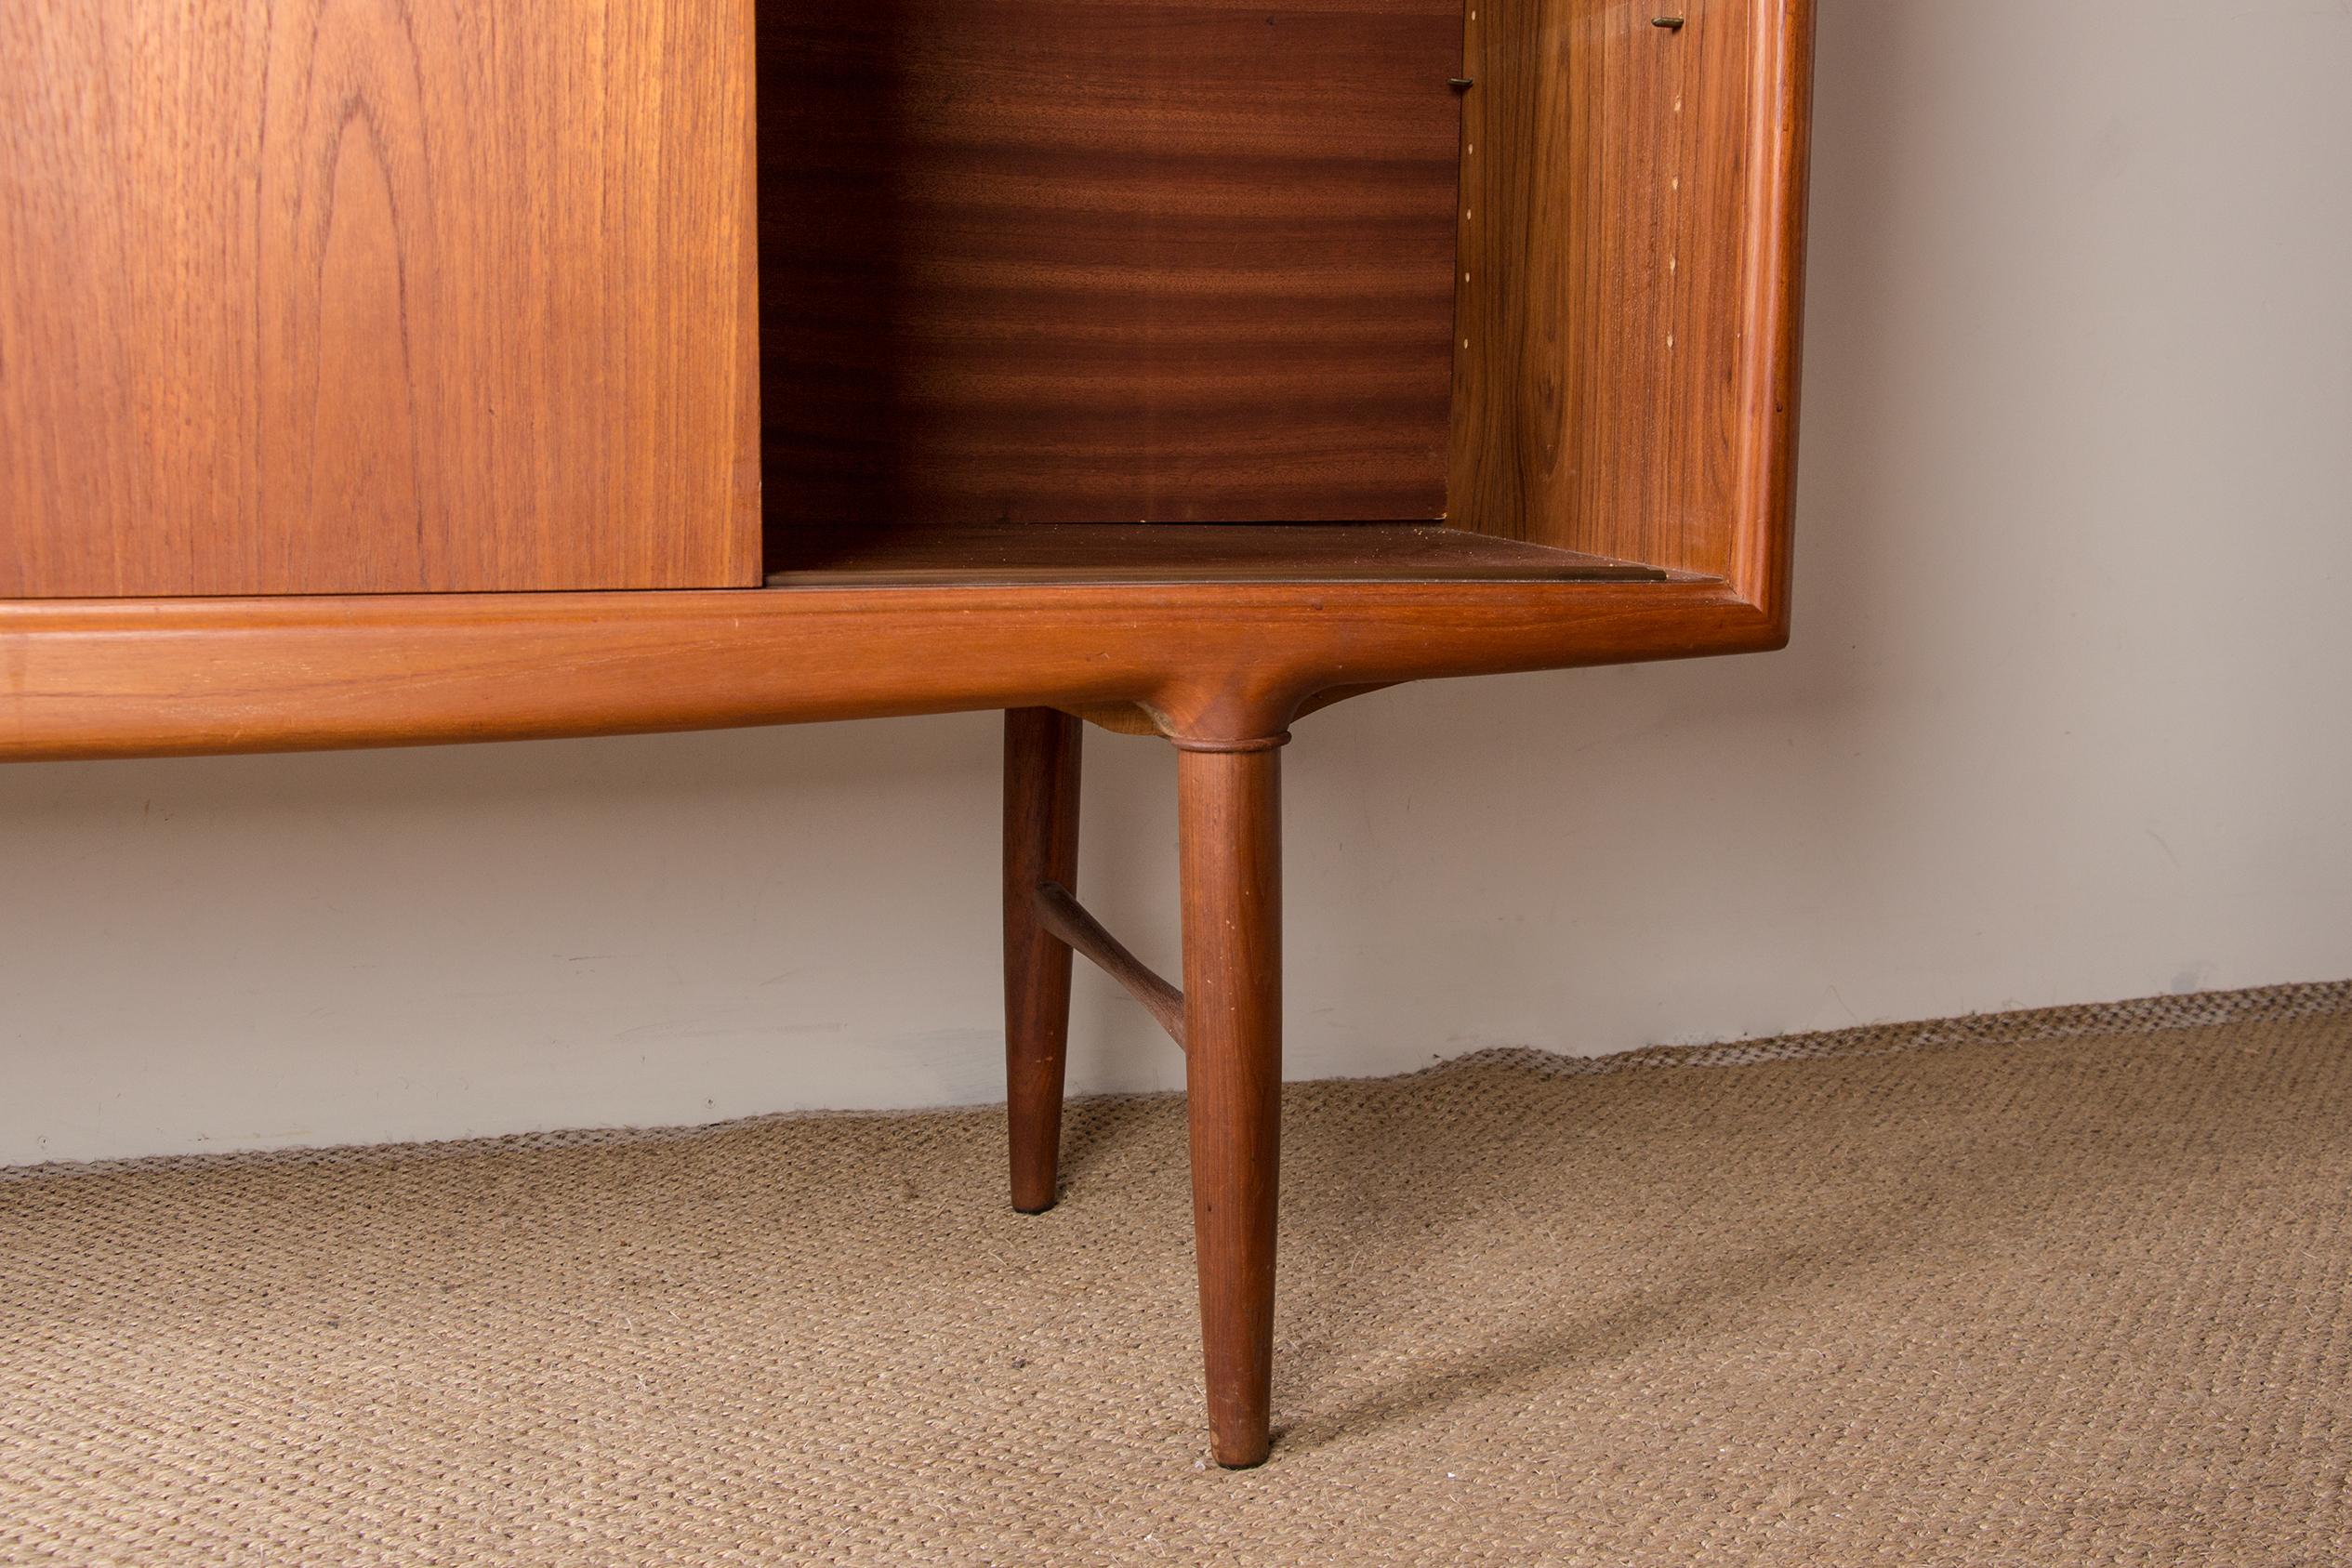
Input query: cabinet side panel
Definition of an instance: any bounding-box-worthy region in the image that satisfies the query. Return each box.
[0,0,760,597]
[759,0,1463,533]
[1450,0,1768,579]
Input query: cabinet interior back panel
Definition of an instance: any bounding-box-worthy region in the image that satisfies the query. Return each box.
[759,0,1463,537]
[0,0,760,599]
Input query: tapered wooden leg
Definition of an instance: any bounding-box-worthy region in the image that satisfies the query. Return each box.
[1004,708,1084,1214]
[1178,743,1283,1468]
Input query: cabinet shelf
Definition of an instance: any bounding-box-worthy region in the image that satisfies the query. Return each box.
[764,522,1668,589]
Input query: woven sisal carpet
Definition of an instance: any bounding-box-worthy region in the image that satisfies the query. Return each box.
[5,984,2350,1566]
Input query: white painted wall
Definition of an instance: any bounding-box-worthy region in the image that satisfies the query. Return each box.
[6,0,2349,1166]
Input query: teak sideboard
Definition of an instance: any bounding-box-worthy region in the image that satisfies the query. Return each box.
[1,0,1815,1466]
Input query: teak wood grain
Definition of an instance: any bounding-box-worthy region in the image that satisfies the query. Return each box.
[0,0,760,598]
[0,576,1785,759]
[0,0,1813,761]
[1452,0,1812,603]
[758,0,1463,536]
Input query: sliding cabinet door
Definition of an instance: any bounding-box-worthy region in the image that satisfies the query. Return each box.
[0,0,759,597]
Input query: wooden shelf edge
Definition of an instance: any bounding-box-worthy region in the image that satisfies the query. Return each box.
[763,523,1668,588]
[0,575,1777,761]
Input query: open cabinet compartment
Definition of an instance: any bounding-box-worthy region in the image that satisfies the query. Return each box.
[0,0,1799,603]
[755,0,1791,590]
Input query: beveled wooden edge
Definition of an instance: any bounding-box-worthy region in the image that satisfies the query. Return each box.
[1729,0,1816,622]
[0,574,1778,761]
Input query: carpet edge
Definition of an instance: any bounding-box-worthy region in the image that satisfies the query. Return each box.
[7,978,2345,1186]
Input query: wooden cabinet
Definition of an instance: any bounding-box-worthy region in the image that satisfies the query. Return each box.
[0,0,1814,1469]
[0,0,760,597]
